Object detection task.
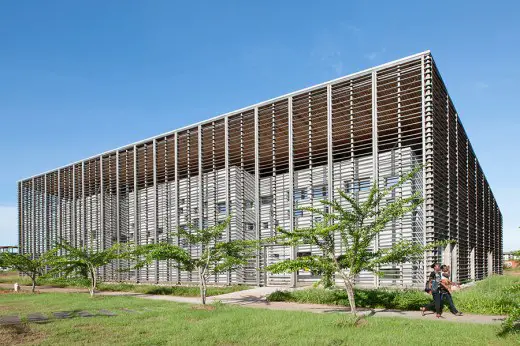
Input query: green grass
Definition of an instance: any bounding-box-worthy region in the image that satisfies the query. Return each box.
[267,275,520,315]
[96,282,248,297]
[0,271,250,297]
[0,292,517,345]
[454,275,520,315]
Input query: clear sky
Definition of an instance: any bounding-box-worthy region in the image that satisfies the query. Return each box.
[0,1,518,250]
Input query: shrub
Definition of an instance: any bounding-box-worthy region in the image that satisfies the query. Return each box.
[266,275,520,315]
[267,288,430,310]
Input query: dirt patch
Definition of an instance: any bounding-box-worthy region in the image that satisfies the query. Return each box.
[504,270,520,277]
[0,323,46,345]
[354,317,368,328]
[191,305,216,311]
[185,317,201,323]
[0,290,40,295]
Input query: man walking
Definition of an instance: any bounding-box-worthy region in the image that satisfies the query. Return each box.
[421,263,443,318]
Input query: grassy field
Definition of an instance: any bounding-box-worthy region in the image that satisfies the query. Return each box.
[0,271,249,297]
[504,267,520,277]
[1,292,518,345]
[267,275,520,315]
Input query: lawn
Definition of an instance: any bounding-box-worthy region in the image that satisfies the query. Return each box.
[267,275,520,315]
[0,292,518,345]
[0,271,250,297]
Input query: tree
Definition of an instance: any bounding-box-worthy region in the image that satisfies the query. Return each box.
[0,250,57,292]
[135,218,256,304]
[266,167,447,315]
[52,240,130,297]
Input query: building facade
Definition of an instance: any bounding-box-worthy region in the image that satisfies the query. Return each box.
[18,51,502,288]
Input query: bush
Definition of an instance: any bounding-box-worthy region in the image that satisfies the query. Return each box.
[498,282,520,336]
[267,274,520,315]
[267,287,430,310]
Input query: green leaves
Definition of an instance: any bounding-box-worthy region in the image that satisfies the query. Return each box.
[264,167,433,311]
[0,249,58,278]
[134,217,256,277]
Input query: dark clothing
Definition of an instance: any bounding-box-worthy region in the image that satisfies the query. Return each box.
[441,292,459,314]
[428,270,446,293]
[423,291,460,315]
[424,291,443,314]
[424,270,449,315]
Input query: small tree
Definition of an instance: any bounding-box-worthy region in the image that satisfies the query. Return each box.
[0,250,57,292]
[135,218,256,304]
[266,168,446,315]
[52,240,129,297]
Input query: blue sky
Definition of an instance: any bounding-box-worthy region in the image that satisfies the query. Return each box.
[0,1,518,250]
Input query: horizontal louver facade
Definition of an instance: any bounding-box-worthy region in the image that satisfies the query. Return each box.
[18,51,502,287]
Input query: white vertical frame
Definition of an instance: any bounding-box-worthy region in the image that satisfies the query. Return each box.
[133,145,138,283]
[31,177,35,258]
[254,106,261,286]
[224,116,231,285]
[43,174,47,254]
[153,139,159,283]
[421,55,428,281]
[72,166,76,247]
[327,84,333,204]
[81,161,86,247]
[18,182,23,255]
[198,125,203,235]
[57,170,61,255]
[116,151,121,280]
[100,157,105,279]
[371,70,379,288]
[288,96,296,287]
[198,125,203,282]
[174,133,180,282]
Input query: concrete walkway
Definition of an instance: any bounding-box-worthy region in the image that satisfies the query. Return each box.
[0,284,506,325]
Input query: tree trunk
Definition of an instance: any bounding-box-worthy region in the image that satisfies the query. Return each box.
[343,278,357,315]
[89,269,97,297]
[198,269,207,305]
[31,277,36,293]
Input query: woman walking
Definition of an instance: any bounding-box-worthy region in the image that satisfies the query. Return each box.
[440,265,463,316]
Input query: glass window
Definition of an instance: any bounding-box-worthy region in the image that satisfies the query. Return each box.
[386,176,399,188]
[345,179,371,193]
[261,195,273,205]
[244,200,254,210]
[294,210,303,218]
[294,188,308,201]
[179,198,186,205]
[262,222,269,229]
[385,176,399,199]
[217,202,227,214]
[312,185,328,198]
[323,206,329,214]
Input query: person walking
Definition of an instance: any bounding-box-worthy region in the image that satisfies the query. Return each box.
[421,263,443,318]
[440,265,463,316]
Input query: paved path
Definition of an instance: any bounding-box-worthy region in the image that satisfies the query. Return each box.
[0,284,506,325]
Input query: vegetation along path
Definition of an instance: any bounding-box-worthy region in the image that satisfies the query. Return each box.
[0,283,506,325]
